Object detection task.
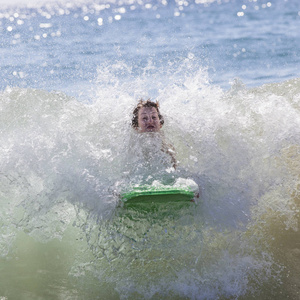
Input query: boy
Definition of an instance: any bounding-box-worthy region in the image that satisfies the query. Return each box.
[131,99,177,169]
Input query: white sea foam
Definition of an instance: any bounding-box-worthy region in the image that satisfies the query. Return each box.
[1,61,300,297]
[1,0,300,296]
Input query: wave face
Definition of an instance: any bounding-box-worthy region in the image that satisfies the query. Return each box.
[1,73,300,299]
[1,0,300,299]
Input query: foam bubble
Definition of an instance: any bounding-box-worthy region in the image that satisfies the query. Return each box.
[1,64,300,298]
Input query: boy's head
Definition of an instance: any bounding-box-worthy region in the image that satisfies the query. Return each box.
[132,99,164,132]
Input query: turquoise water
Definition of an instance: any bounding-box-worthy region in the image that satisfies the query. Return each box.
[1,0,300,299]
[1,0,300,96]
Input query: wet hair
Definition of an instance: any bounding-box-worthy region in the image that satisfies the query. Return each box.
[131,99,164,129]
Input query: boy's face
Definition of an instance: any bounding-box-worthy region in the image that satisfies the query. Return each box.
[137,107,162,132]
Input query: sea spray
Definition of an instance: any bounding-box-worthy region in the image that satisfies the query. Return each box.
[1,0,300,297]
[1,73,300,298]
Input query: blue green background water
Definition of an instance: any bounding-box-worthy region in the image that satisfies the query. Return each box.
[2,0,300,96]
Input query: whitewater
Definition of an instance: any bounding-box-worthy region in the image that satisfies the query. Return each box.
[1,0,300,299]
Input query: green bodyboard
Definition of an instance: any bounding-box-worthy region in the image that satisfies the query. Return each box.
[120,185,195,204]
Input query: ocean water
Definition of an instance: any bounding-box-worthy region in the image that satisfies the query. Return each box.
[1,0,300,299]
